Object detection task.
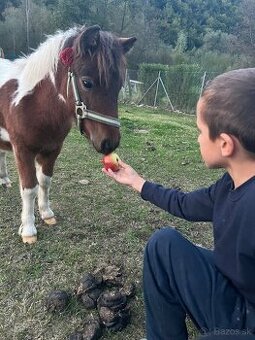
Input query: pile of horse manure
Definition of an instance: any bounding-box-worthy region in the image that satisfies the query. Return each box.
[97,289,130,331]
[45,290,70,312]
[71,265,136,339]
[45,265,136,339]
[69,315,102,340]
[76,272,103,309]
[68,332,84,340]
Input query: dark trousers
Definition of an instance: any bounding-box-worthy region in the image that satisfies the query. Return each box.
[143,227,255,340]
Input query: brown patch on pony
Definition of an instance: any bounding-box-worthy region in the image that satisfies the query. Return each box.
[0,141,12,151]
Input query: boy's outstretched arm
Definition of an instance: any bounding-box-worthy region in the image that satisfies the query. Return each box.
[102,160,146,193]
[103,158,216,222]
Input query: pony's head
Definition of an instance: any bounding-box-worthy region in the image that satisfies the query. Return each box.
[61,25,136,154]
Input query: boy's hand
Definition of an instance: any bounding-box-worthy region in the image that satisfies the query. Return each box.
[102,160,146,193]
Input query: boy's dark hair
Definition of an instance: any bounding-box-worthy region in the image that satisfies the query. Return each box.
[201,68,255,154]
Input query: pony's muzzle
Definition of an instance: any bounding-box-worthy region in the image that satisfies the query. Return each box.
[100,138,119,155]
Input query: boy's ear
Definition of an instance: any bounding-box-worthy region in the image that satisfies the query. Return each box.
[219,133,235,157]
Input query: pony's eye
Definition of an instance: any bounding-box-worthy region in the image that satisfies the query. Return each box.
[82,79,94,89]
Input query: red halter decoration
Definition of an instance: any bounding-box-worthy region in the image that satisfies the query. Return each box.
[59,47,74,66]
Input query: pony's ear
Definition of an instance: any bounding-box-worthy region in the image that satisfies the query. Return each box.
[79,25,101,54]
[119,37,137,53]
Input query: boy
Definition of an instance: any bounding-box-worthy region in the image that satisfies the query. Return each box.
[103,68,255,339]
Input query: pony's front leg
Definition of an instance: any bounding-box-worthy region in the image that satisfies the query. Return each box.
[20,185,38,243]
[36,148,61,226]
[14,147,38,244]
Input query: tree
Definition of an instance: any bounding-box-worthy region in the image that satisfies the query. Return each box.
[237,0,255,54]
[0,0,21,20]
[144,0,240,50]
[0,0,254,72]
[1,0,54,57]
[53,0,93,29]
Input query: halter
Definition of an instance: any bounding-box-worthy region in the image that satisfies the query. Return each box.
[67,71,121,134]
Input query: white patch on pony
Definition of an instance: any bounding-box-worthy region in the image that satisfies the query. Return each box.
[35,161,54,220]
[0,58,26,89]
[3,28,78,106]
[58,94,66,102]
[49,71,56,87]
[19,185,38,237]
[0,127,10,142]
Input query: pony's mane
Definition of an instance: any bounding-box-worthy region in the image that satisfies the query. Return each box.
[7,28,78,106]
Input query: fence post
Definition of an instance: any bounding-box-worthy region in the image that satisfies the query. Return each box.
[200,71,207,98]
[159,76,174,111]
[122,69,128,101]
[154,71,161,107]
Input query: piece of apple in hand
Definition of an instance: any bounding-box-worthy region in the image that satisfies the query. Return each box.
[101,152,121,172]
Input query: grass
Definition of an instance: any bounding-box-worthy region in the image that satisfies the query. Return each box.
[0,104,223,340]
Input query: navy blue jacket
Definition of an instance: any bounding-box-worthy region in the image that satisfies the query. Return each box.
[141,173,255,306]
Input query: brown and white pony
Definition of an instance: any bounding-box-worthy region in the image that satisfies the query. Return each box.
[0,25,136,244]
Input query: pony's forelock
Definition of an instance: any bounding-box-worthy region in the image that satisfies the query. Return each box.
[96,32,126,87]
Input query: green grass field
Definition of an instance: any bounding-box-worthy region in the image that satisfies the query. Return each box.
[0,105,223,339]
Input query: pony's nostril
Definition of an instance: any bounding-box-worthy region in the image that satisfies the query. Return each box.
[101,139,112,154]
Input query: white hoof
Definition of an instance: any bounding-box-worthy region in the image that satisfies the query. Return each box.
[40,208,54,221]
[44,216,57,225]
[22,235,37,244]
[19,224,37,244]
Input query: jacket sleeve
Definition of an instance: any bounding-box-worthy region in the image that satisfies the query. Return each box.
[141,180,220,222]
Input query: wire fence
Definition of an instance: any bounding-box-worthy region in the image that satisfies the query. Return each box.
[120,69,220,114]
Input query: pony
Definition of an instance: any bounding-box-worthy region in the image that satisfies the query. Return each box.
[0,25,136,244]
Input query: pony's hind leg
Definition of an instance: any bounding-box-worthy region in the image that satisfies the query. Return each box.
[0,150,11,187]
[36,148,61,226]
